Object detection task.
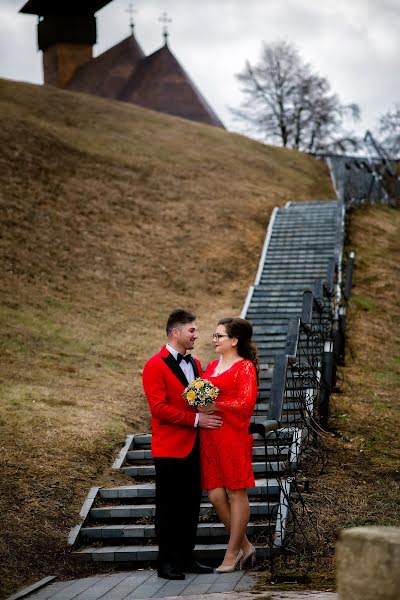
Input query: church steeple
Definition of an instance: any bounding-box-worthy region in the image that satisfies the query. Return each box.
[125,2,136,36]
[158,12,172,46]
[19,0,111,88]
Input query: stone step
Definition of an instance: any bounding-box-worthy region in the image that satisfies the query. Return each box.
[258,275,330,283]
[78,521,273,543]
[245,314,296,322]
[267,236,336,247]
[247,304,304,311]
[275,220,337,226]
[248,304,301,313]
[129,427,293,447]
[252,284,323,292]
[263,253,331,264]
[272,219,336,223]
[271,227,335,234]
[260,250,335,257]
[254,341,292,349]
[250,414,301,425]
[89,499,280,522]
[72,541,271,563]
[268,238,337,245]
[119,459,288,478]
[253,401,301,413]
[251,288,322,296]
[253,329,295,337]
[250,300,304,307]
[126,443,290,464]
[272,220,335,226]
[131,435,152,448]
[125,442,295,466]
[99,479,282,501]
[263,257,328,266]
[257,263,333,272]
[127,449,153,461]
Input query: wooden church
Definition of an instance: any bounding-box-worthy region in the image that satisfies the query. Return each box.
[19,0,224,128]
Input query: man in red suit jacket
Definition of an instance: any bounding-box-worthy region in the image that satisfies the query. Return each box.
[142,308,223,580]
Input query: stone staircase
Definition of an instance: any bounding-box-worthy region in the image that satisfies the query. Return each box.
[70,199,343,565]
[71,429,297,563]
[245,200,342,426]
[326,155,392,205]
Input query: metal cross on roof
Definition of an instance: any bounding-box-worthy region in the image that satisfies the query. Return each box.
[159,11,172,45]
[125,2,137,35]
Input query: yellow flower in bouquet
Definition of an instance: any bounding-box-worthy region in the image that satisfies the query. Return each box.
[183,378,219,407]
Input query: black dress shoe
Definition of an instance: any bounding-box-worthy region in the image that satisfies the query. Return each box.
[182,559,214,574]
[157,562,185,580]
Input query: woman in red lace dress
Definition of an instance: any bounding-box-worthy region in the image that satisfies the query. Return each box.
[199,317,258,573]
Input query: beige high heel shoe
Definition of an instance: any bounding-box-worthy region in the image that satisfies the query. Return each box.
[215,549,243,573]
[242,543,256,568]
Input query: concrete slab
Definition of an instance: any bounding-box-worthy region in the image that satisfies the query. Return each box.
[99,573,154,600]
[124,587,163,600]
[26,582,75,600]
[13,571,336,600]
[211,573,244,584]
[151,582,190,598]
[39,576,108,600]
[207,583,244,594]
[7,579,57,600]
[72,574,132,600]
[187,573,220,585]
[179,584,213,596]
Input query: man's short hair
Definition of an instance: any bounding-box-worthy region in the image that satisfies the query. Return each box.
[166,308,196,336]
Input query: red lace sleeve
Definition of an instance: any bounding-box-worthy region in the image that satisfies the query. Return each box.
[215,360,257,427]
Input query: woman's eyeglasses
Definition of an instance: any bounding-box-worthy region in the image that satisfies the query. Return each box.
[212,333,230,340]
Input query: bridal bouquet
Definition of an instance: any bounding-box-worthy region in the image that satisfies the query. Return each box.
[183,378,219,407]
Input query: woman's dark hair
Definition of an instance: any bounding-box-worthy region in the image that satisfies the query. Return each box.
[166,308,196,336]
[218,317,259,381]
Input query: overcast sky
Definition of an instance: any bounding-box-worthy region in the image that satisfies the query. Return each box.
[1,0,399,138]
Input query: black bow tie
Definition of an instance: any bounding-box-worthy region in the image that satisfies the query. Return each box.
[177,353,191,364]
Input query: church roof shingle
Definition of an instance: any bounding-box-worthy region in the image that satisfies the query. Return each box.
[66,34,145,99]
[120,44,224,128]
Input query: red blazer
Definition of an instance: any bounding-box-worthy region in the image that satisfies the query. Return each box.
[142,346,203,458]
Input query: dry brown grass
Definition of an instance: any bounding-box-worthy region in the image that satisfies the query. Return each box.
[0,78,333,597]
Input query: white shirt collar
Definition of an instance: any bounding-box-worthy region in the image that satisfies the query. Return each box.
[166,343,180,360]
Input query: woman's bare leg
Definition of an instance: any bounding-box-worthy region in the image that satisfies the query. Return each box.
[208,487,231,530]
[209,487,253,566]
[220,488,250,564]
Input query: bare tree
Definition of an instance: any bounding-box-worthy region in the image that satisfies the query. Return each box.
[377,104,400,157]
[232,40,360,153]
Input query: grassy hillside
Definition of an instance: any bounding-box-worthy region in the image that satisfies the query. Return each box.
[0,78,334,596]
[278,205,400,590]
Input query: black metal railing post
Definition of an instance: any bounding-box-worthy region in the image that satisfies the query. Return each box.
[301,290,313,331]
[344,251,355,301]
[268,353,288,422]
[334,305,346,366]
[319,339,334,428]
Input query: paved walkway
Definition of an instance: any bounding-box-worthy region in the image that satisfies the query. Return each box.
[18,571,336,600]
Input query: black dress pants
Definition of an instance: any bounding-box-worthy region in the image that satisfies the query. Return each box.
[154,435,201,569]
